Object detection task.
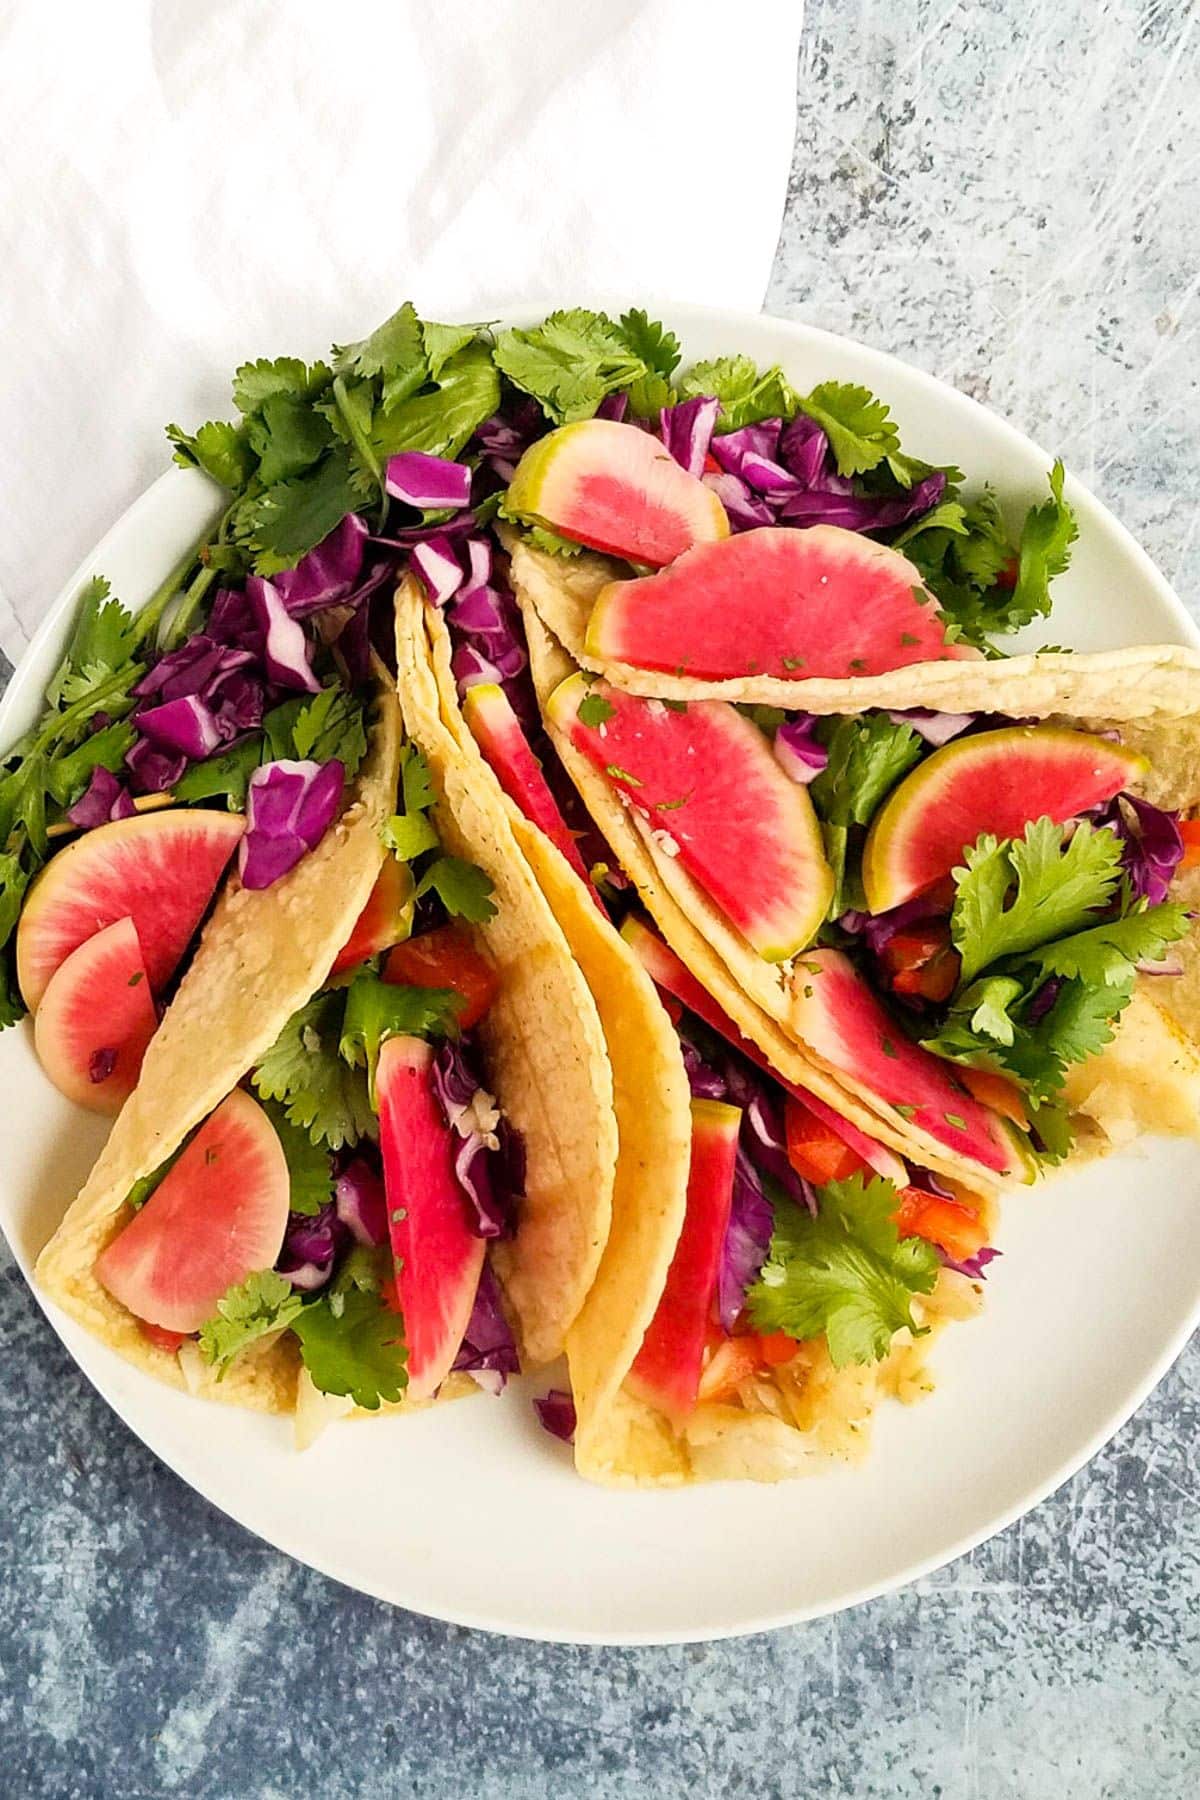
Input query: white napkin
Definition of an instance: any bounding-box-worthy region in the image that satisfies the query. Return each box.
[0,0,800,662]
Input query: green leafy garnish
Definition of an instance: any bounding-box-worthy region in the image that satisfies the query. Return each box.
[198,1270,304,1376]
[746,1175,940,1368]
[291,1283,407,1409]
[339,969,462,1093]
[382,810,440,860]
[1010,461,1077,629]
[808,713,924,915]
[415,855,497,923]
[950,817,1124,986]
[794,382,900,478]
[577,691,615,729]
[252,991,376,1151]
[260,1098,334,1215]
[494,309,647,425]
[619,308,681,418]
[679,355,797,434]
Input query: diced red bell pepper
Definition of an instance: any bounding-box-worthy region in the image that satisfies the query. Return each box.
[784,1094,866,1185]
[893,1186,987,1262]
[880,923,961,1003]
[383,924,499,1030]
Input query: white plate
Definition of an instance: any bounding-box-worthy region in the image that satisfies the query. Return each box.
[3,305,1198,1646]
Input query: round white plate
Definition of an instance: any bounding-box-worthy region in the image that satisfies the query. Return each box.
[3,305,1198,1646]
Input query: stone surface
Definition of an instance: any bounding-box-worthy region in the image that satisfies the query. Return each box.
[3,3,1199,1794]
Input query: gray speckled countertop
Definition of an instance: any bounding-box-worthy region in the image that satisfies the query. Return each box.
[3,4,1199,1795]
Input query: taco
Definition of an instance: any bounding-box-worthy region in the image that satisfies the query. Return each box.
[35,611,620,1430]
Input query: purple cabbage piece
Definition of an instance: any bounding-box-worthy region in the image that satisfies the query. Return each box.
[239,758,345,889]
[431,1040,517,1239]
[136,693,224,760]
[277,1202,348,1292]
[134,635,251,704]
[447,583,528,682]
[774,716,828,784]
[332,602,373,689]
[210,669,266,735]
[1027,978,1063,1025]
[246,577,321,693]
[125,736,187,795]
[462,537,493,595]
[451,640,506,690]
[207,586,259,649]
[724,1072,814,1213]
[410,535,464,607]
[89,1047,118,1084]
[595,391,630,422]
[385,451,472,512]
[885,708,975,747]
[842,891,950,959]
[368,510,477,550]
[943,1245,1001,1280]
[779,471,947,535]
[660,395,720,478]
[534,1389,576,1443]
[716,1144,776,1330]
[335,1157,387,1247]
[67,766,134,829]
[1092,792,1184,905]
[450,1261,520,1395]
[270,514,368,617]
[681,1040,728,1099]
[701,470,773,531]
[475,414,530,458]
[778,413,830,487]
[709,421,782,476]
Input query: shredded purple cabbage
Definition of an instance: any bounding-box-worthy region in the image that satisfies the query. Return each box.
[885,708,975,747]
[841,891,950,957]
[410,535,464,607]
[595,391,630,422]
[450,1261,520,1394]
[277,1203,349,1291]
[270,514,368,617]
[125,737,188,795]
[245,577,321,693]
[385,451,472,512]
[67,766,135,829]
[239,758,345,889]
[334,1157,387,1247]
[136,693,224,760]
[660,395,719,478]
[942,1245,1001,1280]
[701,470,774,530]
[681,1040,727,1099]
[431,1040,519,1239]
[716,1144,776,1330]
[774,715,828,783]
[534,1389,576,1443]
[1091,792,1184,905]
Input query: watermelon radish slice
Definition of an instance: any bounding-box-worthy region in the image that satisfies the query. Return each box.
[330,855,415,977]
[619,915,908,1186]
[788,949,1032,1178]
[96,1089,290,1332]
[626,1098,741,1423]
[34,916,158,1114]
[862,725,1147,912]
[585,525,978,681]
[547,673,833,960]
[17,810,243,1010]
[506,419,729,567]
[377,1033,486,1401]
[461,682,601,904]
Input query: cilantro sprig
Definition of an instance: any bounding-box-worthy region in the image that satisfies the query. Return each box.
[198,1269,305,1375]
[807,713,924,916]
[382,746,497,925]
[918,817,1188,1153]
[747,1175,940,1368]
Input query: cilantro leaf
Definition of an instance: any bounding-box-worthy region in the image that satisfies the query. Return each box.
[370,341,500,461]
[172,738,263,808]
[618,309,681,379]
[166,420,256,491]
[400,744,435,814]
[808,714,924,915]
[416,855,497,923]
[232,357,332,414]
[198,1269,304,1376]
[576,691,615,729]
[44,719,136,807]
[494,310,647,425]
[950,818,1123,985]
[252,991,376,1151]
[333,301,428,411]
[795,382,900,478]
[338,969,462,1091]
[236,448,360,575]
[381,811,440,860]
[679,355,797,433]
[1010,460,1077,629]
[45,577,139,707]
[246,392,332,487]
[260,1098,334,1216]
[289,684,368,775]
[1024,902,1189,987]
[746,1175,940,1368]
[292,1283,407,1409]
[421,320,481,382]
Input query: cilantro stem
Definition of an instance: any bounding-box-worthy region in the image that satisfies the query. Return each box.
[130,531,210,649]
[331,374,386,514]
[160,566,217,653]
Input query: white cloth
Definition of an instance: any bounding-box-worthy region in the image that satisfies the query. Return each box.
[0,0,799,660]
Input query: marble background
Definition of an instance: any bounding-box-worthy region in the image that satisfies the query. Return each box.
[3,2,1199,1794]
